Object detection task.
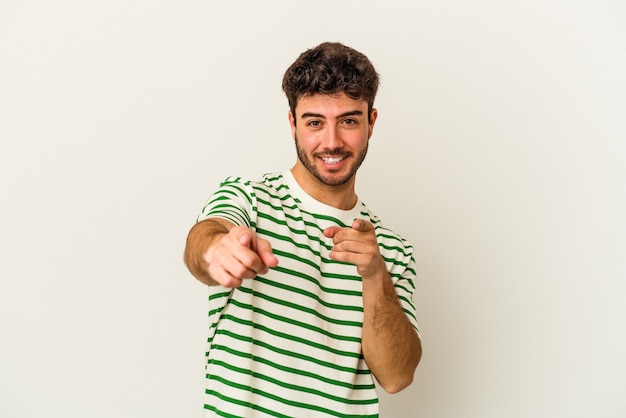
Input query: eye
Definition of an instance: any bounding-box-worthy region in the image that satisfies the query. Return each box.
[342,118,358,126]
[307,120,322,128]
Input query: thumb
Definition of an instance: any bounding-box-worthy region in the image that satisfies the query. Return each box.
[352,218,374,232]
[323,226,342,238]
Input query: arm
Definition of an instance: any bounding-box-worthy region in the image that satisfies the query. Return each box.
[184,218,278,287]
[360,265,422,393]
[324,219,422,393]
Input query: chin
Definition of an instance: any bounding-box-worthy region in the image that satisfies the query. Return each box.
[317,172,354,187]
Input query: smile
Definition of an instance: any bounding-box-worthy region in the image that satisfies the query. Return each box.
[320,156,347,165]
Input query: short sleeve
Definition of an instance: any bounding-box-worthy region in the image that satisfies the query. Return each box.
[394,255,420,335]
[197,176,257,228]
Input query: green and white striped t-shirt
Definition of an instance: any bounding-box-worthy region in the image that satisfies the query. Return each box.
[198,171,418,418]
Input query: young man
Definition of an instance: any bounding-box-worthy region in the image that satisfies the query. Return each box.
[184,42,421,417]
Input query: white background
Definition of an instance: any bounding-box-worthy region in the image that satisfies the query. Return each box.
[1,1,625,417]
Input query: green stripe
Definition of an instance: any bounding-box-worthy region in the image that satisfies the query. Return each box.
[271,247,321,271]
[270,245,368,283]
[206,362,378,406]
[395,281,415,294]
[403,306,419,326]
[202,190,239,212]
[254,274,363,311]
[379,242,412,258]
[216,181,253,206]
[290,205,355,227]
[256,213,330,249]
[255,195,297,213]
[210,342,373,390]
[237,284,363,324]
[205,204,250,226]
[204,396,287,418]
[271,264,362,289]
[204,387,378,418]
[257,228,367,274]
[209,290,232,301]
[256,272,363,304]
[214,329,366,374]
[257,227,327,254]
[227,298,362,343]
[382,255,410,268]
[221,313,361,357]
[268,250,362,289]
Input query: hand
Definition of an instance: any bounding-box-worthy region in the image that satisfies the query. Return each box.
[206,226,279,288]
[323,219,386,279]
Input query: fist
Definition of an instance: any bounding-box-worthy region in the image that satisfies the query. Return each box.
[206,226,278,287]
[323,219,386,279]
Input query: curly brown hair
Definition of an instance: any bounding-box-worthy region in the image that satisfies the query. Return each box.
[282,42,380,122]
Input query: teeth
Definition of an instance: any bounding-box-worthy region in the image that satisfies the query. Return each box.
[321,156,344,164]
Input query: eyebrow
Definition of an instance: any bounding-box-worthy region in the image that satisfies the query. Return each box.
[300,110,364,120]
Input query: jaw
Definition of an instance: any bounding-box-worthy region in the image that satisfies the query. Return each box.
[298,148,355,187]
[291,159,358,209]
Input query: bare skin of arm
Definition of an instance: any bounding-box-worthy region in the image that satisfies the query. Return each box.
[324,219,422,394]
[184,218,278,287]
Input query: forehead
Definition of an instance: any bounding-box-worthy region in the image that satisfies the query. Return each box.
[295,93,368,117]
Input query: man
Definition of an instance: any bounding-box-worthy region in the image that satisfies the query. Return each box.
[184,42,421,417]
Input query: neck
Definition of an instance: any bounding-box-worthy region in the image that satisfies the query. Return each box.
[290,165,358,210]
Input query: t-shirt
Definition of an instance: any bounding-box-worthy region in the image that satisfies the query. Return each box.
[197,171,418,417]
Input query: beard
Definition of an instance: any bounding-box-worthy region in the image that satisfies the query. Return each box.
[295,135,368,187]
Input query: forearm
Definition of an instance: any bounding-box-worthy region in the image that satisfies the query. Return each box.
[183,218,231,285]
[361,270,422,393]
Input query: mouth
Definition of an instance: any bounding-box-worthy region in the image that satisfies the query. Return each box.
[319,155,347,165]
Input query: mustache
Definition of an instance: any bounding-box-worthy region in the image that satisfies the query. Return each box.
[314,150,352,157]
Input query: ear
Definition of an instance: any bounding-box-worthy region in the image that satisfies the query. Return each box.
[368,108,378,139]
[288,109,296,139]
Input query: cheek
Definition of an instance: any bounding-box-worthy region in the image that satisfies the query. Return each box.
[346,131,370,147]
[295,129,318,145]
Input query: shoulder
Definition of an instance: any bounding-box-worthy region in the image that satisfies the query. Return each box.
[219,172,285,191]
[213,172,285,197]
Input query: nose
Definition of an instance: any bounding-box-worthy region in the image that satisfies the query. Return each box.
[323,125,343,150]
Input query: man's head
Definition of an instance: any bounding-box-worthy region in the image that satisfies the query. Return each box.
[282,42,380,123]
